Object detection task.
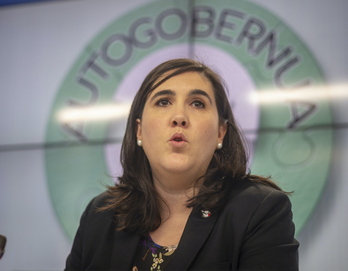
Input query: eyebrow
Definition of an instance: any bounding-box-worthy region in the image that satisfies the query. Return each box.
[189,89,213,104]
[150,89,175,102]
[150,89,213,104]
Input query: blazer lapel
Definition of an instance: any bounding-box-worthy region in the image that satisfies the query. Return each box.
[109,229,141,270]
[166,206,221,271]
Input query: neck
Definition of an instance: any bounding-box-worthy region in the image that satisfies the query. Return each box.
[152,174,201,219]
[152,166,205,190]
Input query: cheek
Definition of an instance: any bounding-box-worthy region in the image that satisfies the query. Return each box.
[200,118,220,137]
[142,118,161,140]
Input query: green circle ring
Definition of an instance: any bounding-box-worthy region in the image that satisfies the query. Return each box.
[45,0,332,240]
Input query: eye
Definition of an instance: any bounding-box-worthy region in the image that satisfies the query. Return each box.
[191,100,205,108]
[155,98,171,107]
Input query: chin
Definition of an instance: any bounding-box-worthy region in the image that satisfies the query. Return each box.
[162,159,193,174]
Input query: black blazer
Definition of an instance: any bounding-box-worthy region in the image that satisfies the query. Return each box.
[65,180,299,270]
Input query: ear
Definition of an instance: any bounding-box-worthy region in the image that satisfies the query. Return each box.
[218,121,227,142]
[136,118,142,140]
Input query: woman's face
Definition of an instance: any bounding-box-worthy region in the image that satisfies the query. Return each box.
[136,71,227,183]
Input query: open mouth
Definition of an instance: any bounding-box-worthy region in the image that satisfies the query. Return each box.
[169,133,187,145]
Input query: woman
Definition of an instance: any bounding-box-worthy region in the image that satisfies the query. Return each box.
[65,58,299,270]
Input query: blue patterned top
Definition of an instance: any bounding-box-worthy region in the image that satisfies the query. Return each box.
[132,235,178,271]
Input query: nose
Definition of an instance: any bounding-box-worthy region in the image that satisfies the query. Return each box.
[173,119,186,127]
[171,113,188,127]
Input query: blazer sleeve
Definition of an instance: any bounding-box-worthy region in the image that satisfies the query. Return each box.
[64,197,93,271]
[237,190,299,271]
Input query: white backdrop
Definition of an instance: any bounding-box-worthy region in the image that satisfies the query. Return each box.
[0,0,347,270]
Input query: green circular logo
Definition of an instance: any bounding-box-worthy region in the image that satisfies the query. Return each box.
[45,0,332,240]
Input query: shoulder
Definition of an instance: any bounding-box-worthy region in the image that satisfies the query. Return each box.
[75,191,118,245]
[221,178,293,225]
[80,191,115,225]
[226,178,289,205]
[88,191,111,209]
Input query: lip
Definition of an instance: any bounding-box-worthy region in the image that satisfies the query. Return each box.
[168,132,188,148]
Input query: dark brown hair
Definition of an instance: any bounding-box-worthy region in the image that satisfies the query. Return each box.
[102,58,282,234]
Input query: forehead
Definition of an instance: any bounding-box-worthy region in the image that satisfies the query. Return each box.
[150,71,214,94]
